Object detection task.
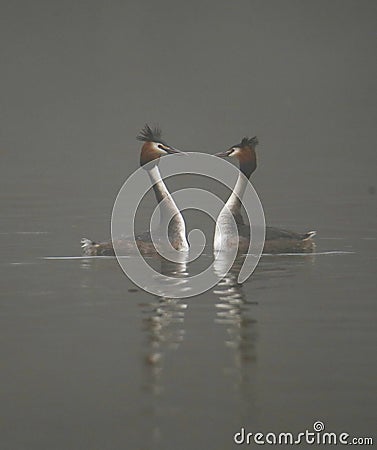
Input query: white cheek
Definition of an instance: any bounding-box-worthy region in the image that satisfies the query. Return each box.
[232,148,241,157]
[153,143,167,155]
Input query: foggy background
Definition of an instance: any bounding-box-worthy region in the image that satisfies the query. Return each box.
[2,0,376,247]
[1,1,376,449]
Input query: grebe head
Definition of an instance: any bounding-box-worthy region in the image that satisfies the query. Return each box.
[214,136,258,178]
[137,124,182,168]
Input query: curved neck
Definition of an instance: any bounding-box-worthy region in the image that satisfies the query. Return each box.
[221,160,255,221]
[223,171,248,219]
[147,165,188,249]
[216,173,248,230]
[214,162,253,251]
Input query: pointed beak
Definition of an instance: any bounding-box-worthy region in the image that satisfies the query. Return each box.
[214,149,232,158]
[166,146,188,156]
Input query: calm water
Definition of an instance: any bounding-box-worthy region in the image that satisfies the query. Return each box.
[1,168,376,449]
[1,1,376,449]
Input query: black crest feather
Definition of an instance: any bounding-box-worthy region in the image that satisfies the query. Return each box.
[240,136,259,147]
[136,124,164,143]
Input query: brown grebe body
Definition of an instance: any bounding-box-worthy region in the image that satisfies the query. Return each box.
[214,137,316,254]
[81,125,189,256]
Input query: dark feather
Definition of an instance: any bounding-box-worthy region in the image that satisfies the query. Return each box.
[136,124,165,144]
[240,136,259,148]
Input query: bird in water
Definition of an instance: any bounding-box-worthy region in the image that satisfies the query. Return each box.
[214,137,316,253]
[81,125,189,256]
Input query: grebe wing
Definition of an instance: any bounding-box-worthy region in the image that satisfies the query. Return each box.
[236,225,316,241]
[266,226,316,241]
[134,230,152,243]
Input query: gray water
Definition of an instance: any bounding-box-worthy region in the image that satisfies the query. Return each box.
[1,1,376,449]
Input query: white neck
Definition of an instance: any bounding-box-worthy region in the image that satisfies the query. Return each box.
[147,165,189,250]
[223,172,248,218]
[214,172,247,251]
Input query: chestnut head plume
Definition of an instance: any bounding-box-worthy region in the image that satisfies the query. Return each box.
[214,135,259,178]
[137,124,183,168]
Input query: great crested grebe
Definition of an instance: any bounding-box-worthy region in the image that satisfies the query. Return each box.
[81,125,189,256]
[214,137,316,253]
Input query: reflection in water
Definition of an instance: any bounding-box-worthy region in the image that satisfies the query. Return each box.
[78,251,317,445]
[79,258,103,289]
[140,257,189,446]
[141,257,189,393]
[254,253,316,288]
[214,256,258,361]
[140,253,263,441]
[213,255,259,416]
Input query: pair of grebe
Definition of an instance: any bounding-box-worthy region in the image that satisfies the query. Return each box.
[81,125,315,256]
